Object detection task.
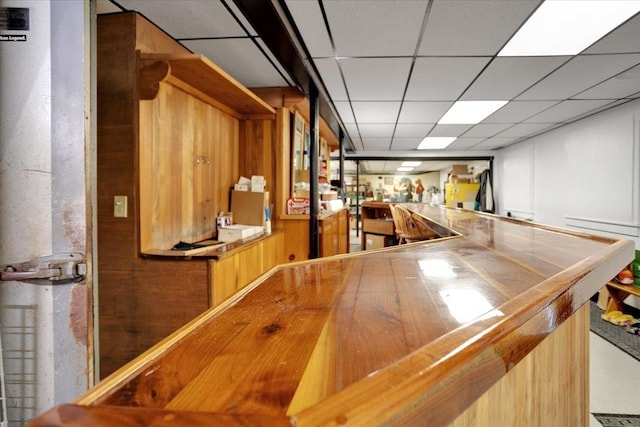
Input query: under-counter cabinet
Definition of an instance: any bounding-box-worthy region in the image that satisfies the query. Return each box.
[97,12,277,377]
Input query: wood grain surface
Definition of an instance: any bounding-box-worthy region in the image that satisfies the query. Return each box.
[30,204,633,426]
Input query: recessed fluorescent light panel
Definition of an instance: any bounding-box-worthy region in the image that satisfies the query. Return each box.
[401,161,422,167]
[397,167,414,172]
[417,137,456,150]
[438,101,507,125]
[499,0,640,56]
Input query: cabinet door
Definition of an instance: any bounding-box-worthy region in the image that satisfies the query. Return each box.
[338,210,349,254]
[209,256,237,307]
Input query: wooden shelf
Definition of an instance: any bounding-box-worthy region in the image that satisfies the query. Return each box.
[139,53,275,120]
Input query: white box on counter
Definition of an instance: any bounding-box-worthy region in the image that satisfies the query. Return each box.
[217,224,263,242]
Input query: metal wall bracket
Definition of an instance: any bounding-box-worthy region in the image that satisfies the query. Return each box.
[0,252,86,284]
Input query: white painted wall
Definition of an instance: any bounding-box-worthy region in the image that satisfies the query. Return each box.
[494,98,640,249]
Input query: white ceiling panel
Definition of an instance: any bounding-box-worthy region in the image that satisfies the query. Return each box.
[323,1,428,57]
[584,13,640,54]
[340,58,412,101]
[333,101,355,123]
[428,124,474,137]
[394,123,433,138]
[463,123,514,138]
[118,0,246,38]
[360,138,392,149]
[483,100,559,123]
[391,138,424,150]
[474,138,519,149]
[358,123,396,138]
[398,101,453,123]
[496,123,555,138]
[462,57,568,100]
[572,68,640,99]
[351,102,401,124]
[447,138,487,149]
[525,99,613,123]
[285,0,334,58]
[517,54,640,100]
[405,57,492,101]
[315,58,348,101]
[182,39,288,88]
[419,0,541,56]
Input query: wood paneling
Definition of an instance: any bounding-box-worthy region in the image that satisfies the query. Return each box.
[96,12,269,378]
[139,83,238,251]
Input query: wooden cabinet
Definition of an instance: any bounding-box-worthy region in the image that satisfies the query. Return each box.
[320,209,349,257]
[97,12,276,378]
[209,232,285,307]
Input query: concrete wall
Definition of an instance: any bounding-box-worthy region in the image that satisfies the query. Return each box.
[0,1,90,425]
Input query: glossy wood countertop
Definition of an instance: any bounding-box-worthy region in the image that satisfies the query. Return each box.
[30,205,634,426]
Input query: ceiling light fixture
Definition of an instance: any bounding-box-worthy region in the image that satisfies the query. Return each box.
[401,161,422,167]
[437,101,508,125]
[417,137,457,150]
[498,0,640,56]
[397,167,414,172]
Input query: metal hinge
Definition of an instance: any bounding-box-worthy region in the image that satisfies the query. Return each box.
[0,252,86,284]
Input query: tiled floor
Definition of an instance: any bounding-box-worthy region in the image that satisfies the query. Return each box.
[349,229,640,425]
[590,331,640,425]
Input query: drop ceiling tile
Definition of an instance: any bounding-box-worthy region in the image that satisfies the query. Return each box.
[323,0,428,57]
[394,123,433,137]
[495,123,554,138]
[524,99,613,123]
[447,138,487,149]
[391,137,424,150]
[361,138,392,150]
[398,101,453,123]
[573,65,640,99]
[358,123,396,138]
[405,57,492,101]
[428,124,474,137]
[284,0,334,58]
[483,100,559,123]
[340,58,412,101]
[474,138,519,149]
[463,123,513,138]
[462,57,568,100]
[584,13,640,54]
[333,101,355,123]
[351,102,401,123]
[182,39,288,88]
[315,58,348,101]
[119,0,246,38]
[517,54,640,101]
[419,0,540,56]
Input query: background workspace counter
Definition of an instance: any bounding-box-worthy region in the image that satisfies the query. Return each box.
[29,206,634,426]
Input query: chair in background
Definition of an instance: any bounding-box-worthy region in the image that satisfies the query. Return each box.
[390,204,439,244]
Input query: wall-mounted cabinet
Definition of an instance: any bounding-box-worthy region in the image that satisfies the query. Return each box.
[137,53,274,254]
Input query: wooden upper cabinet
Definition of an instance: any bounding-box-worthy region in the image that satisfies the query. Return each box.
[135,53,275,254]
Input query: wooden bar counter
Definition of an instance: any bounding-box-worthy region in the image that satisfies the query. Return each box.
[30,205,634,426]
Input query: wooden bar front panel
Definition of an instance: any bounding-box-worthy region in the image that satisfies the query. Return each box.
[46,205,632,427]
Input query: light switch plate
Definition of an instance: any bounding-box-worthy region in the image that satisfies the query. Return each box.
[114,195,128,218]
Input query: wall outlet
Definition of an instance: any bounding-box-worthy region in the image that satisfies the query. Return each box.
[114,195,128,218]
